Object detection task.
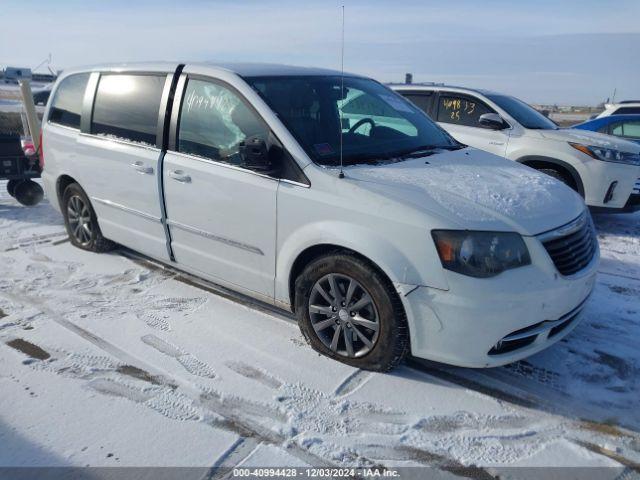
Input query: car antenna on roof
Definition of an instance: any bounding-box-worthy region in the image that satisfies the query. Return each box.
[338,4,345,179]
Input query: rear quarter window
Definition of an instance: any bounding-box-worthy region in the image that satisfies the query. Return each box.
[401,93,434,117]
[91,74,165,146]
[437,94,492,127]
[48,73,90,129]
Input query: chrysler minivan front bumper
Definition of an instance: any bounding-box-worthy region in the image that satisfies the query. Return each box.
[401,227,599,368]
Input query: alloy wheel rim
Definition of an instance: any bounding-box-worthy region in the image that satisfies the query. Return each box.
[67,195,93,246]
[309,273,380,358]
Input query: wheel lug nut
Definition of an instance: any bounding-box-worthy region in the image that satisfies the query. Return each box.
[350,312,355,317]
[341,302,346,307]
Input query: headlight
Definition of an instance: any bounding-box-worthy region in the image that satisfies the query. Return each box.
[569,142,640,166]
[432,230,531,278]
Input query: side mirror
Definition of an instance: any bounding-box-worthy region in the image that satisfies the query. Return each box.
[239,135,280,175]
[479,113,507,130]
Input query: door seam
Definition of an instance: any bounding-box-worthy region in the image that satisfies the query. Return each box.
[158,64,185,262]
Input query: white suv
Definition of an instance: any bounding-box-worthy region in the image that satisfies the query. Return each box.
[392,84,640,212]
[42,63,598,370]
[596,101,640,118]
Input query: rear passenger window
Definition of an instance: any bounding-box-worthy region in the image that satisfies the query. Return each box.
[91,74,165,146]
[402,93,434,117]
[49,73,90,129]
[437,95,492,127]
[177,79,269,169]
[622,121,640,139]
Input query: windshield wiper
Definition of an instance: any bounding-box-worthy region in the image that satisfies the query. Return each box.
[397,144,465,159]
[335,144,465,166]
[435,144,466,151]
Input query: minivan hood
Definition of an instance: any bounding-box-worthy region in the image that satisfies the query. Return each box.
[540,128,640,154]
[346,148,585,236]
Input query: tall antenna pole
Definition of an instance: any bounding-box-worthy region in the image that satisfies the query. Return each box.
[338,4,345,179]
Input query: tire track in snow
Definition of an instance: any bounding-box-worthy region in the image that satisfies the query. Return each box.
[334,369,373,398]
[207,438,262,479]
[1,231,68,252]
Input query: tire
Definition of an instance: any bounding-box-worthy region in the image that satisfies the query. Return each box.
[14,180,44,206]
[62,183,116,253]
[539,168,573,189]
[6,179,21,198]
[295,252,409,372]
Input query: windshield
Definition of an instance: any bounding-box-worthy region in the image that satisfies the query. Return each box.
[246,75,460,166]
[487,94,558,130]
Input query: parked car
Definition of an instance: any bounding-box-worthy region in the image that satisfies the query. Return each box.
[573,114,640,145]
[596,101,640,119]
[32,88,52,106]
[42,63,599,371]
[392,84,640,213]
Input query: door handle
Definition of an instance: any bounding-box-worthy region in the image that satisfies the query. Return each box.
[168,170,191,183]
[131,161,154,175]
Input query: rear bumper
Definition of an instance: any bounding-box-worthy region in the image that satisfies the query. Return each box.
[402,234,599,368]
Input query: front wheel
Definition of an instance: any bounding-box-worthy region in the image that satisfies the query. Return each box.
[539,168,574,190]
[62,183,115,253]
[295,253,409,372]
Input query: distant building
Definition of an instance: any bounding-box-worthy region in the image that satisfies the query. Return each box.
[3,67,33,84]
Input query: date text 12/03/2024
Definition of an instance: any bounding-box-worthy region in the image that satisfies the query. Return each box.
[232,467,401,478]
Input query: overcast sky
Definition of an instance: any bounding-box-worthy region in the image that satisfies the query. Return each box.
[1,0,639,105]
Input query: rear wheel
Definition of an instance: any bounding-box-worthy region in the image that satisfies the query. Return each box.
[14,180,44,206]
[62,183,115,252]
[295,253,409,372]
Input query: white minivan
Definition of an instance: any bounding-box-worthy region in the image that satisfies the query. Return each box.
[392,84,640,212]
[42,63,599,371]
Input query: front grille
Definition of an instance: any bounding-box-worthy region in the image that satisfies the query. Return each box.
[541,213,597,276]
[633,177,640,194]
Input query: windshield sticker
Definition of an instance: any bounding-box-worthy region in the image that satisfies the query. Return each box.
[314,143,335,156]
[378,94,414,113]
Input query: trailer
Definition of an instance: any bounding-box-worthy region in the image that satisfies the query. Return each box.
[0,79,45,206]
[0,133,44,206]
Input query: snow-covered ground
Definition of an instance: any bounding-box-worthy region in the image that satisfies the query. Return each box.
[1,181,639,476]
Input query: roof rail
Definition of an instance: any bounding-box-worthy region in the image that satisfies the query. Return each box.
[387,81,445,87]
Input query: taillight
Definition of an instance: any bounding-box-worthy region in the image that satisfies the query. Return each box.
[38,131,44,170]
